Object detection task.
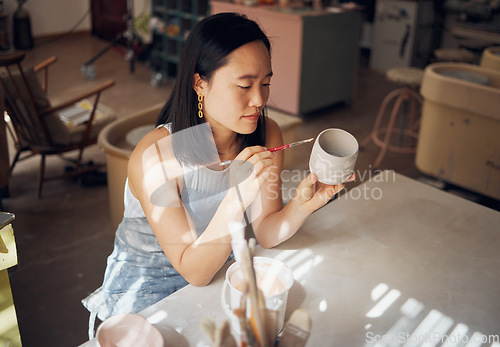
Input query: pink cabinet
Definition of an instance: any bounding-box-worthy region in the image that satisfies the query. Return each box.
[211,1,361,115]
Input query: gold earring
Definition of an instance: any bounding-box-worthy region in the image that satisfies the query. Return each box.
[198,95,203,118]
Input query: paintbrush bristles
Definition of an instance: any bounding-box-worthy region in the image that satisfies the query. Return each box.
[285,137,314,148]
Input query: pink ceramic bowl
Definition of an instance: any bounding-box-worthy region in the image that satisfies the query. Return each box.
[96,313,164,347]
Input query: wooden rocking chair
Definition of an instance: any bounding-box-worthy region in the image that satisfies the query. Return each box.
[0,52,115,197]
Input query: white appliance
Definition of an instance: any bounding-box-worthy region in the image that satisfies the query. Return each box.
[371,0,435,72]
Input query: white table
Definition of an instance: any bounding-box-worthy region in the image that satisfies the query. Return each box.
[82,171,500,346]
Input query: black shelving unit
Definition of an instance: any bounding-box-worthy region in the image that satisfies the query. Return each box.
[150,0,209,85]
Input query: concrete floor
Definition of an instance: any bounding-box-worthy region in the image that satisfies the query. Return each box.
[2,33,498,347]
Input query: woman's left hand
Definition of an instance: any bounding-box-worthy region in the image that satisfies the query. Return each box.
[293,172,356,214]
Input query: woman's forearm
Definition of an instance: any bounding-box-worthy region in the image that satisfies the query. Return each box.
[175,188,246,285]
[253,197,311,249]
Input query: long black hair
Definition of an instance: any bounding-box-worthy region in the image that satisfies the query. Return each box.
[156,12,271,166]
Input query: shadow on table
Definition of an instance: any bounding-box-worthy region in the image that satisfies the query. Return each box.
[285,280,306,320]
[155,323,189,347]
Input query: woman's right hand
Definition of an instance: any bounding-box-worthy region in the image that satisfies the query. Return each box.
[228,146,274,208]
[293,172,356,215]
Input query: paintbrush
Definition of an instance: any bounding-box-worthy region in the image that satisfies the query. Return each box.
[240,245,269,347]
[228,222,269,347]
[267,137,314,153]
[234,281,258,347]
[220,138,314,166]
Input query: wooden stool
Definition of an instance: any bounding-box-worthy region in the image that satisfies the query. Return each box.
[361,67,424,168]
[480,46,500,71]
[434,48,476,63]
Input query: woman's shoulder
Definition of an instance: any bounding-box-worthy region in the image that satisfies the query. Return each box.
[130,125,172,163]
[128,125,178,183]
[127,124,182,200]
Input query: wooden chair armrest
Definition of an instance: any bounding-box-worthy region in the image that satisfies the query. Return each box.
[33,56,57,93]
[39,79,115,150]
[33,56,57,72]
[39,80,115,116]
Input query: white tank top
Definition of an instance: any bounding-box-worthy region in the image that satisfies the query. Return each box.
[122,124,230,236]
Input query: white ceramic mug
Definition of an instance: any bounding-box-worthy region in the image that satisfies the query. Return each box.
[221,257,294,336]
[309,128,358,185]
